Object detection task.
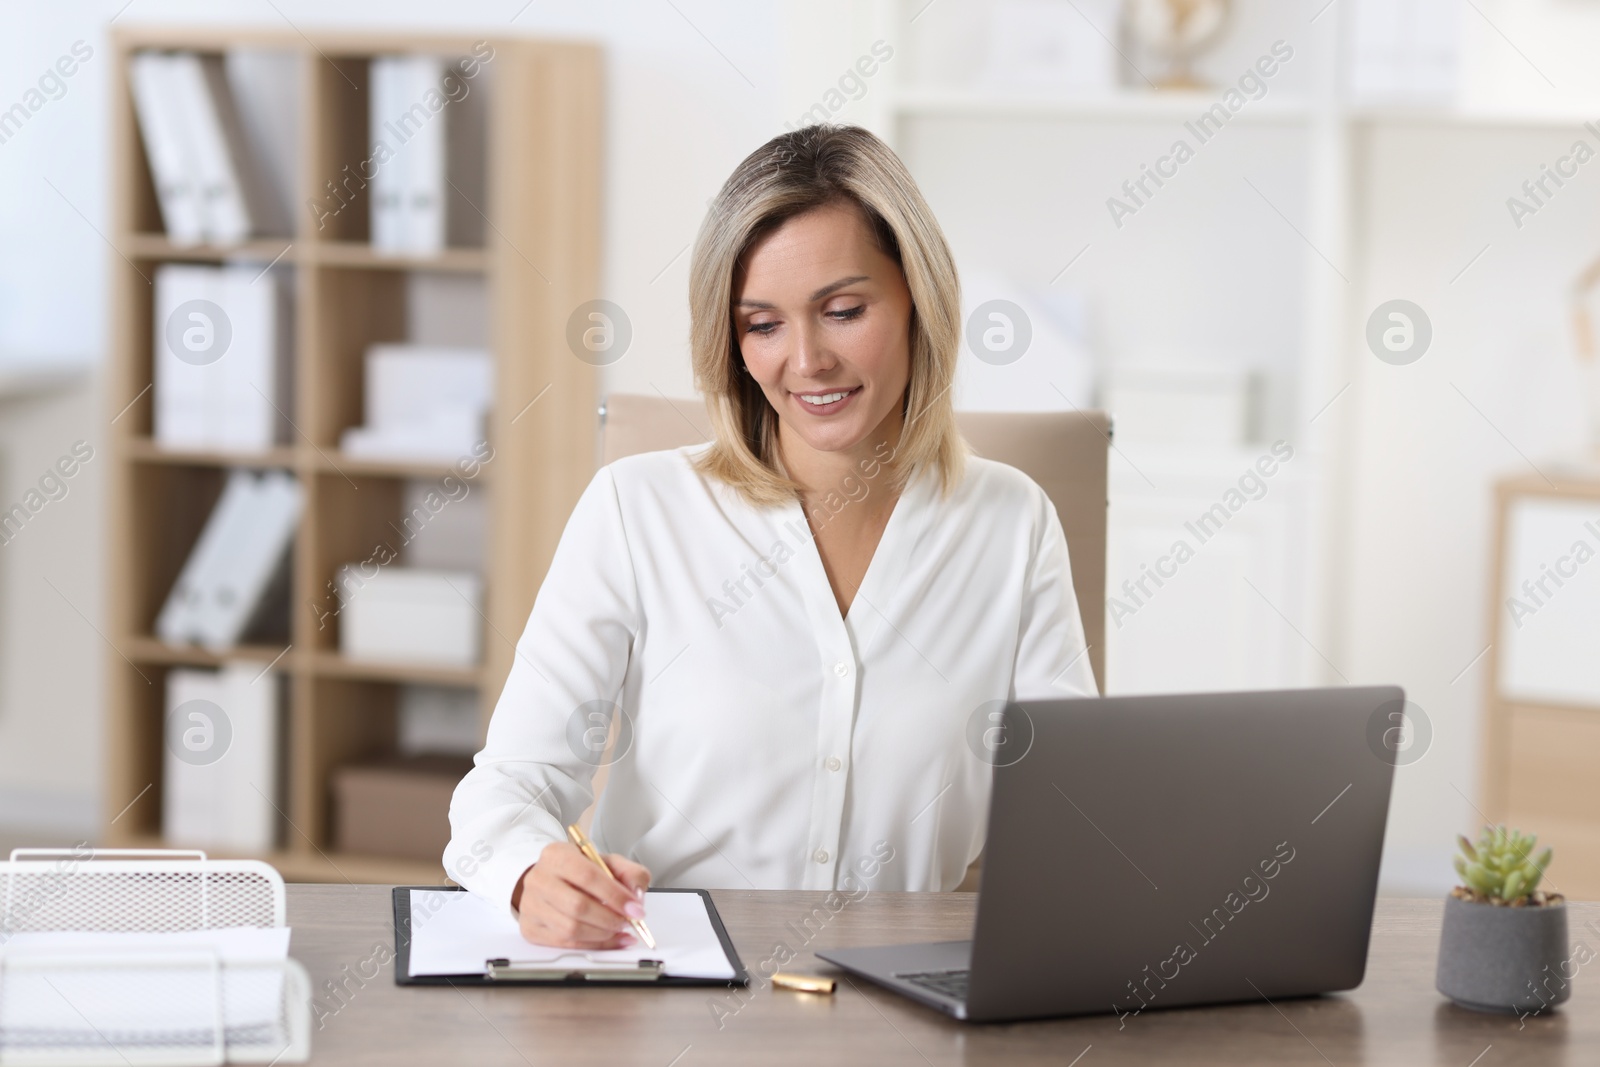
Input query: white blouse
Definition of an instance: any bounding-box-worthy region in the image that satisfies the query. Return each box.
[445,441,1096,913]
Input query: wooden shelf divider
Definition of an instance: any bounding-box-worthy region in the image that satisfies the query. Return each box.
[124,438,300,469]
[125,636,295,668]
[303,651,484,689]
[122,233,299,263]
[308,241,489,273]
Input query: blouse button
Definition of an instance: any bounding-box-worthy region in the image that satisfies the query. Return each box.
[814,849,830,864]
[825,756,842,772]
[833,662,849,677]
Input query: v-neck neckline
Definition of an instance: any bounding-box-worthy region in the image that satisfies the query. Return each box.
[787,461,928,650]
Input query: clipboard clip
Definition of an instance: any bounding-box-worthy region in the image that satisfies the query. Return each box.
[485,955,665,982]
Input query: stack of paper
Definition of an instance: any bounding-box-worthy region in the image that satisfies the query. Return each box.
[129,50,276,245]
[339,344,492,461]
[370,55,448,256]
[153,262,293,452]
[156,469,302,650]
[161,663,282,853]
[0,927,291,1043]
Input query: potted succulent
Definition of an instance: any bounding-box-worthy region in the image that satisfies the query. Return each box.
[1436,825,1569,1015]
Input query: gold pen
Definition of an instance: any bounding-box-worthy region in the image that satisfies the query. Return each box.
[772,972,836,994]
[566,823,657,950]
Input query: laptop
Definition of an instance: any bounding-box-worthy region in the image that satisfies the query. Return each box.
[817,686,1402,1022]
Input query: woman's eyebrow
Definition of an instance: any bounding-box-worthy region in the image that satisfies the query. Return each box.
[736,275,870,309]
[808,274,869,301]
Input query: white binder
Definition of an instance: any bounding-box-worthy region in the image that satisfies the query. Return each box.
[162,664,282,853]
[201,470,300,649]
[369,56,407,252]
[152,263,216,447]
[166,53,252,244]
[214,264,290,451]
[129,52,206,245]
[154,470,302,650]
[402,55,446,255]
[152,263,291,452]
[130,51,278,246]
[155,470,255,646]
[368,55,447,256]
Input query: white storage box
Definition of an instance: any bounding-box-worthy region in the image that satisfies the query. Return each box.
[1104,364,1254,446]
[365,345,491,426]
[338,345,492,461]
[337,567,482,666]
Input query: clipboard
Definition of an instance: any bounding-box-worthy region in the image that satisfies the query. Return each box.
[392,886,748,987]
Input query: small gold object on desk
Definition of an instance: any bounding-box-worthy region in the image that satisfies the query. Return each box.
[771,972,836,994]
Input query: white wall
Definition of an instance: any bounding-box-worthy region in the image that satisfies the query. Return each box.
[1339,116,1600,890]
[0,5,108,361]
[1457,0,1600,114]
[0,376,103,832]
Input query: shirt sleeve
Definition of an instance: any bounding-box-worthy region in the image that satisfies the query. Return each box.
[444,465,640,917]
[1011,481,1099,700]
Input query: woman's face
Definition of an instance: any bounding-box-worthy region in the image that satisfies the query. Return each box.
[732,202,913,458]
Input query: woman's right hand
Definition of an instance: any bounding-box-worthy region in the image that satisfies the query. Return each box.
[510,842,652,949]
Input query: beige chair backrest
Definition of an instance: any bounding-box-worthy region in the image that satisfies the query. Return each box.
[597,392,1109,689]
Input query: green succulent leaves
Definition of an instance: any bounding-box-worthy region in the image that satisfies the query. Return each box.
[1453,825,1553,904]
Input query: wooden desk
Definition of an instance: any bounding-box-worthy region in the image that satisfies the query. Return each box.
[291,886,1599,1065]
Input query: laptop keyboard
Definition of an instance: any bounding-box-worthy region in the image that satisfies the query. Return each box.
[896,968,970,1001]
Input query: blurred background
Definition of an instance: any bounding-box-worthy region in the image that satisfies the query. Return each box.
[1,0,1598,899]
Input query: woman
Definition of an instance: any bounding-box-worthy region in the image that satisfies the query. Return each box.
[445,124,1096,949]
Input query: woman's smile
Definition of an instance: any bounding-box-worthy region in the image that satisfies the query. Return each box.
[792,385,862,414]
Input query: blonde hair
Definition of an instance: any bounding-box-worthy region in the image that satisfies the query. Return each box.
[688,124,967,507]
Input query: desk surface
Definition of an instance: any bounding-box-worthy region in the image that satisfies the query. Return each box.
[290,886,1597,1066]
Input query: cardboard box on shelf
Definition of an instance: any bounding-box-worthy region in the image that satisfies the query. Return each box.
[330,754,475,864]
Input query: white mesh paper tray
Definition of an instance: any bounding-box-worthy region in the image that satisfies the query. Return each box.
[0,951,310,1066]
[1,849,284,935]
[0,850,309,1066]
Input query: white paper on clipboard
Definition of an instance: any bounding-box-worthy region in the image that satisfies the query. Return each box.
[405,889,737,980]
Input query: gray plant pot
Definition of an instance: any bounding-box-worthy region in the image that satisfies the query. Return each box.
[1436,895,1571,1014]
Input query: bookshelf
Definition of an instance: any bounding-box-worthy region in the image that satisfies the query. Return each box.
[102,26,602,883]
